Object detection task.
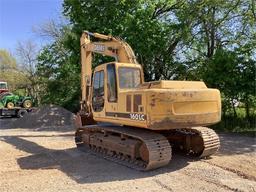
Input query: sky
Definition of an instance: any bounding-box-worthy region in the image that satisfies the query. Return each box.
[0,0,63,53]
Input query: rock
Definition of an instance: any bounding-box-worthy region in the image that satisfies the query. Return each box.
[9,105,76,131]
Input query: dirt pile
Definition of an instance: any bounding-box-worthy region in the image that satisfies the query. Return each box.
[10,105,76,131]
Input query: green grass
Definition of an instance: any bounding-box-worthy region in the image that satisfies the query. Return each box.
[210,106,255,136]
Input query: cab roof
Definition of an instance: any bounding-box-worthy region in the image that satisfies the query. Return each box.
[94,62,142,71]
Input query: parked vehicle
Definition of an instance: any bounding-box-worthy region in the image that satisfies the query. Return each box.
[0,81,33,118]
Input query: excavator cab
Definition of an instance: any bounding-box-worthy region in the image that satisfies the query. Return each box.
[91,62,144,121]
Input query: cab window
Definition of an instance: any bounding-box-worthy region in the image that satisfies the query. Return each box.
[107,64,117,102]
[118,67,141,89]
[0,83,7,89]
[92,70,104,112]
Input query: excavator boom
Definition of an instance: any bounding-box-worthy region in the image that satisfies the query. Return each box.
[79,31,138,116]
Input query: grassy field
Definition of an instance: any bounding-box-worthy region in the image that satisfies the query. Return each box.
[212,107,255,136]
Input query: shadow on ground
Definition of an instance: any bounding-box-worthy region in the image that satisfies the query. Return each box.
[2,135,190,184]
[1,130,255,184]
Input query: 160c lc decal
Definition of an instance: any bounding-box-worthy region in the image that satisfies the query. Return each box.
[130,113,145,121]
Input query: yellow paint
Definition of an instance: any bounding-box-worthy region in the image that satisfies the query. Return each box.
[90,62,221,130]
[79,31,221,130]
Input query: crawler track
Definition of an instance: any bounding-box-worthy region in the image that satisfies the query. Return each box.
[75,125,219,170]
[75,125,172,171]
[191,127,220,157]
[167,126,220,158]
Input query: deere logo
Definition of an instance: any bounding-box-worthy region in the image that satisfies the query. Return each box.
[94,44,105,52]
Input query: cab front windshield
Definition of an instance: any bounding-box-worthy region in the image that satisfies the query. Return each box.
[118,67,141,89]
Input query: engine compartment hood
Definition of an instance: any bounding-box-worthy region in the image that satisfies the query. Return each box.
[139,80,207,89]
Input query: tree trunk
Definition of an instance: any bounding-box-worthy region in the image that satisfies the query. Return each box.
[231,99,237,117]
[244,96,251,127]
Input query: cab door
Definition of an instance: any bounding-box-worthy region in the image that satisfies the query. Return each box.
[105,63,118,117]
[92,68,105,118]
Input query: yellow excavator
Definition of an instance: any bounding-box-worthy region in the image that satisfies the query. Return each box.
[75,31,221,170]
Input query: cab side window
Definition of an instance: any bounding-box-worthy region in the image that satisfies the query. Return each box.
[92,70,104,112]
[107,64,117,102]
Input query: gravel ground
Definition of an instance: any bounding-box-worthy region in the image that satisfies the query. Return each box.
[0,118,255,192]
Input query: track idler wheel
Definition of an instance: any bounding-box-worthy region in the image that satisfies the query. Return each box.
[139,143,149,162]
[169,127,220,158]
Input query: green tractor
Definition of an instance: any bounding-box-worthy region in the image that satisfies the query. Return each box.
[0,81,33,109]
[0,81,33,117]
[0,93,33,109]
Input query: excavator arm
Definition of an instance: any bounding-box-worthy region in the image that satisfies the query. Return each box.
[79,31,137,116]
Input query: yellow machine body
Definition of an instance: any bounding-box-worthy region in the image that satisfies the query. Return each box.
[74,31,221,171]
[91,62,221,130]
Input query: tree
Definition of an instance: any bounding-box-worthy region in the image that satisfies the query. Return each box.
[36,0,256,121]
[202,48,255,123]
[62,0,189,81]
[16,40,40,103]
[34,20,80,111]
[0,49,28,92]
[0,49,17,70]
